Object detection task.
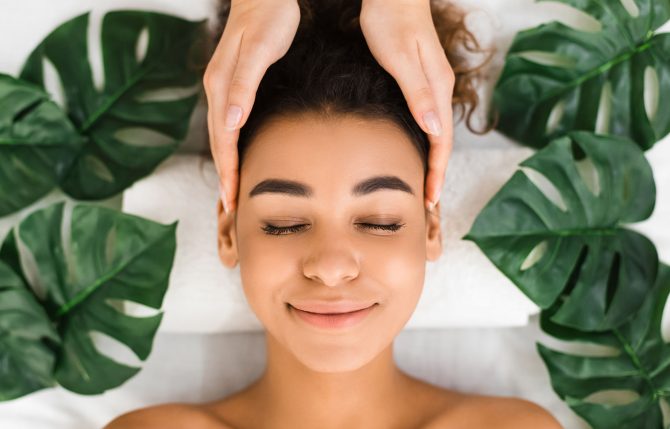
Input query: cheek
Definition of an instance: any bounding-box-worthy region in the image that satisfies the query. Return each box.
[238,245,286,304]
[367,239,426,322]
[367,224,427,288]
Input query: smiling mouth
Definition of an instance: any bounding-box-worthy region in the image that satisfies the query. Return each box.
[287,300,378,314]
[288,303,378,330]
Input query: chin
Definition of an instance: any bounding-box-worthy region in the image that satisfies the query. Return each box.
[291,336,390,373]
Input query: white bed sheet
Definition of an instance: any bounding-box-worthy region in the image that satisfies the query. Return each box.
[0,314,589,429]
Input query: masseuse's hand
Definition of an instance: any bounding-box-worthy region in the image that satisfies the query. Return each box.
[360,0,455,211]
[204,0,301,214]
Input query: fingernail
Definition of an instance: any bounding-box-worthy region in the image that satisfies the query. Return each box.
[224,104,243,130]
[430,190,441,210]
[423,110,442,136]
[220,185,229,214]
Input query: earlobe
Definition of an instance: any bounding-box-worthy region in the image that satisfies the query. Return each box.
[217,199,239,268]
[425,201,443,262]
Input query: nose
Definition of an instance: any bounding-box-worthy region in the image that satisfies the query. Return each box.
[302,243,360,287]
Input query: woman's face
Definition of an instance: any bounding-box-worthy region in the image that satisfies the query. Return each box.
[217,114,442,372]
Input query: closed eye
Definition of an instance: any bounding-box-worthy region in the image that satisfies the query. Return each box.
[261,222,405,236]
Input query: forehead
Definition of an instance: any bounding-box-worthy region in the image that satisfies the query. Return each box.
[240,115,423,185]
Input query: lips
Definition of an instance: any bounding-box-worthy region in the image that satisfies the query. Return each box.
[288,301,377,314]
[290,303,378,330]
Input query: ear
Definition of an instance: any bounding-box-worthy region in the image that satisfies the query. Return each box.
[217,198,239,268]
[425,201,442,262]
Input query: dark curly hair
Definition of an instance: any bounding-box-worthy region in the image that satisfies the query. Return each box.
[202,0,496,181]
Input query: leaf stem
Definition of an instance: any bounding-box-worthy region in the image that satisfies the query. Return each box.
[78,66,152,133]
[613,328,662,400]
[54,225,172,318]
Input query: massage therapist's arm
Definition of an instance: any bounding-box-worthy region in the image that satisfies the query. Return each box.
[205,0,453,215]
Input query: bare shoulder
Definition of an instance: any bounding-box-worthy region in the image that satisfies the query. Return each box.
[478,395,563,428]
[103,403,234,429]
[428,393,564,429]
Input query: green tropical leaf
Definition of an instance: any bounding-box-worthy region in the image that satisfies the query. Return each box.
[537,263,670,428]
[0,73,82,216]
[0,231,60,401]
[491,0,670,150]
[19,10,207,200]
[6,201,177,395]
[463,131,658,331]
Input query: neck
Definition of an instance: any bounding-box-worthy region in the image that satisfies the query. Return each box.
[246,331,412,429]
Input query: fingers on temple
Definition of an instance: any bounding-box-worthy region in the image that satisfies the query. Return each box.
[383,40,442,138]
[425,130,452,209]
[204,35,240,164]
[418,37,456,208]
[216,127,241,214]
[205,34,262,213]
[225,33,273,132]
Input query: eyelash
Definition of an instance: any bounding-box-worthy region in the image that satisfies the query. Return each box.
[261,222,405,236]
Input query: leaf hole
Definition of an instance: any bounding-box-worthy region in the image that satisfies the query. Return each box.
[604,252,621,314]
[514,51,577,69]
[546,98,566,135]
[135,26,149,64]
[545,2,602,32]
[14,230,47,301]
[134,84,201,103]
[41,57,66,109]
[105,298,161,318]
[520,167,568,212]
[113,127,175,147]
[89,330,143,367]
[660,398,670,427]
[644,66,659,121]
[538,336,620,358]
[87,10,105,93]
[105,226,116,265]
[583,389,640,405]
[570,139,587,161]
[83,155,115,183]
[61,201,79,287]
[619,0,640,17]
[661,291,670,342]
[520,240,548,271]
[558,245,589,302]
[574,156,601,196]
[595,80,612,134]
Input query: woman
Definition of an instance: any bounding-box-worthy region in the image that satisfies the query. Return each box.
[105,0,562,427]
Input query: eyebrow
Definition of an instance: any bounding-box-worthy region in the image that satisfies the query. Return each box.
[249,175,415,198]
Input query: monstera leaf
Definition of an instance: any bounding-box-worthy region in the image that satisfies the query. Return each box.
[0,73,82,216]
[19,10,207,200]
[491,0,670,150]
[537,263,670,429]
[0,233,60,401]
[0,201,177,398]
[463,131,658,331]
